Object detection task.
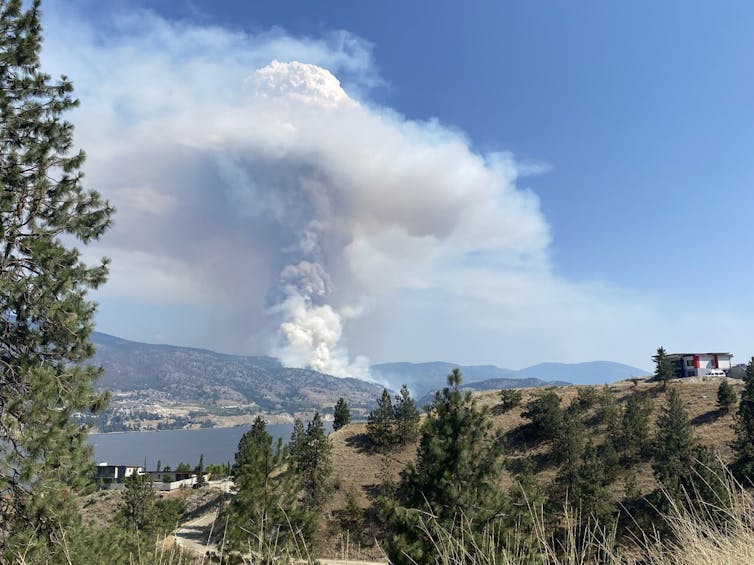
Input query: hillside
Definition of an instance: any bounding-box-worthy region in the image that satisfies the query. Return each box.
[319,376,743,559]
[90,332,385,428]
[90,332,606,430]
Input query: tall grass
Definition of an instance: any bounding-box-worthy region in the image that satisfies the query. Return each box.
[406,471,754,565]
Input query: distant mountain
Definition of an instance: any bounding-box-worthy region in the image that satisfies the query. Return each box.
[91,332,648,419]
[516,361,649,385]
[371,360,648,398]
[91,332,383,416]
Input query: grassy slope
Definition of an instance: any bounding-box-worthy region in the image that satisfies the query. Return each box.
[317,377,743,560]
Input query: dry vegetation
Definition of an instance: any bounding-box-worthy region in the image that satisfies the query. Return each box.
[315,376,743,560]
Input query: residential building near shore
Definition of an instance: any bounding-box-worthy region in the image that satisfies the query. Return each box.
[94,463,205,491]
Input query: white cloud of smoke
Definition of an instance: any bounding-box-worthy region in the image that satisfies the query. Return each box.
[40,5,750,375]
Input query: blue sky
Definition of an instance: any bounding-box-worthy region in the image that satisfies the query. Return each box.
[40,1,754,373]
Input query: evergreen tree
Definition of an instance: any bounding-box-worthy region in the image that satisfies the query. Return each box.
[121,473,155,533]
[224,416,315,558]
[522,389,563,442]
[0,1,114,555]
[367,388,396,450]
[333,396,351,431]
[653,346,676,386]
[619,391,652,464]
[717,379,737,415]
[287,417,306,468]
[571,444,615,524]
[653,388,693,500]
[383,369,504,564]
[394,384,420,445]
[290,412,333,507]
[733,357,754,480]
[498,388,523,413]
[552,407,587,493]
[196,453,205,486]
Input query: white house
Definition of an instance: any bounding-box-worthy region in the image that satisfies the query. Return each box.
[667,352,733,378]
[94,463,143,485]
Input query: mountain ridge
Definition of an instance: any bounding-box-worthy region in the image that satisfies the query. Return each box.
[89,332,648,429]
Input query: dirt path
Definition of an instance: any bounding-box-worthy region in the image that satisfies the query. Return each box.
[173,510,219,557]
[172,510,386,564]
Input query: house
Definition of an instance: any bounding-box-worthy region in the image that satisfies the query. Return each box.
[667,352,733,378]
[94,463,143,485]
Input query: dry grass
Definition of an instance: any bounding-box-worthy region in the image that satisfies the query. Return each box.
[316,377,744,560]
[408,468,754,565]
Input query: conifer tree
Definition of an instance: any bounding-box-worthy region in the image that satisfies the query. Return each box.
[733,357,754,480]
[384,369,504,564]
[394,384,420,445]
[367,388,396,450]
[653,388,693,500]
[333,396,351,431]
[717,379,737,415]
[571,444,615,524]
[225,417,315,558]
[121,473,155,533]
[498,388,523,413]
[522,389,563,442]
[287,417,306,467]
[653,346,676,386]
[0,1,113,555]
[552,407,587,493]
[290,412,333,507]
[619,392,652,464]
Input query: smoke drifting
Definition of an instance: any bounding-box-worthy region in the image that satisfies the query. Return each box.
[43,10,602,376]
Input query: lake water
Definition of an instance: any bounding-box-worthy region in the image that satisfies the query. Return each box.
[88,423,318,469]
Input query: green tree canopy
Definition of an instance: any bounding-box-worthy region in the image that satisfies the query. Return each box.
[653,346,676,385]
[717,379,737,415]
[733,358,754,481]
[0,0,114,556]
[367,388,396,450]
[224,416,315,559]
[384,369,505,564]
[394,384,420,445]
[290,412,333,508]
[653,387,694,500]
[333,396,351,431]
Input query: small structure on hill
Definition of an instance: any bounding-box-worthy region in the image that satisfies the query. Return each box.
[667,352,733,378]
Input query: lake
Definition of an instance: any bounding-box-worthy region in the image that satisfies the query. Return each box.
[87,423,324,469]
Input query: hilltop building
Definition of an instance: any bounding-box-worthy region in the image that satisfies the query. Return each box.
[667,352,733,378]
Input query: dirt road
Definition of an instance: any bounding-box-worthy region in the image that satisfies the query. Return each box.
[173,509,386,564]
[173,510,219,556]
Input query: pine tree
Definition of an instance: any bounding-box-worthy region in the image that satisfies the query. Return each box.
[121,473,155,533]
[367,388,396,450]
[333,396,351,431]
[224,416,315,558]
[394,384,420,445]
[290,412,332,507]
[0,1,114,555]
[552,407,587,494]
[384,369,505,564]
[733,357,754,480]
[653,387,693,500]
[717,379,737,415]
[522,389,563,442]
[653,346,676,386]
[619,391,652,464]
[196,453,205,486]
[498,388,523,413]
[287,417,306,467]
